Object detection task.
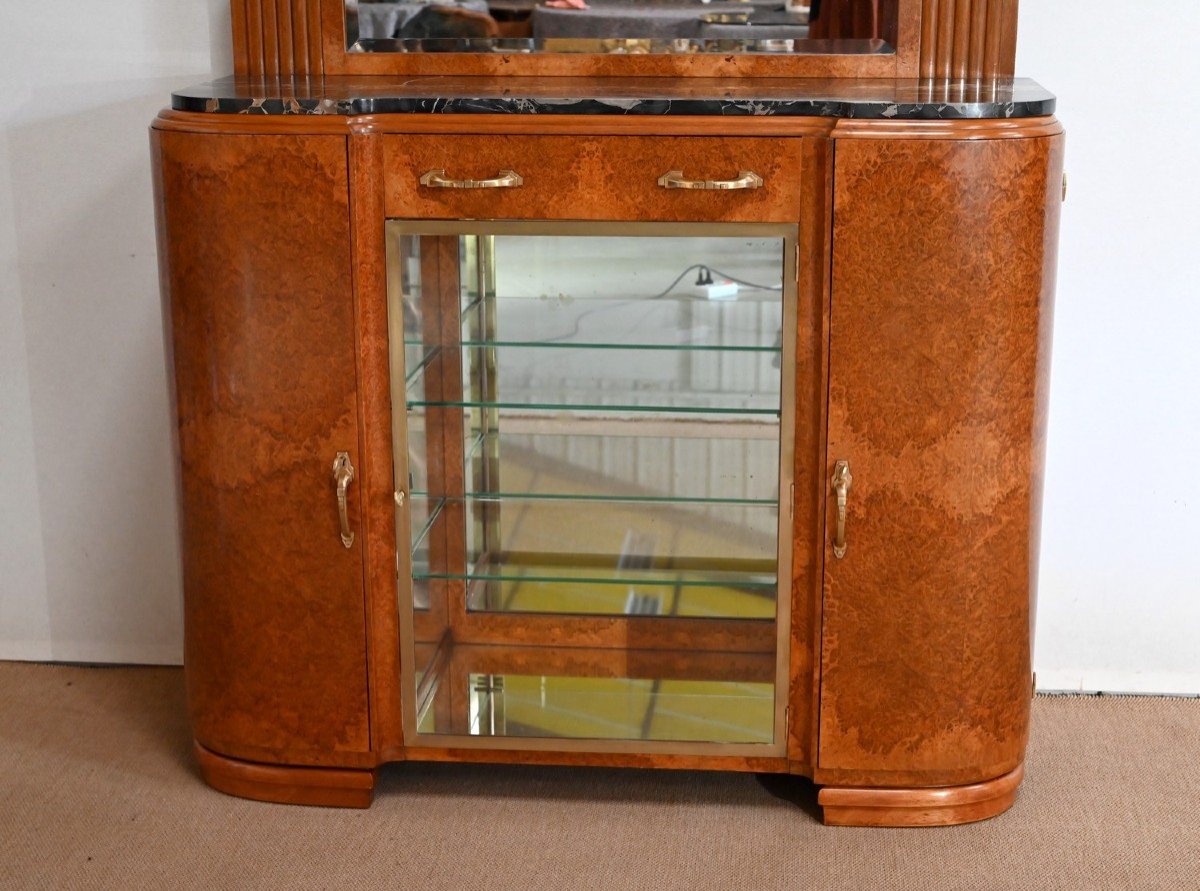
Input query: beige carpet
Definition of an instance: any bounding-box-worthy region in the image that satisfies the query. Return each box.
[0,663,1195,891]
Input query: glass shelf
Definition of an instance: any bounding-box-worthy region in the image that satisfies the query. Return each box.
[407,293,784,353]
[442,340,782,353]
[410,399,779,416]
[405,344,781,416]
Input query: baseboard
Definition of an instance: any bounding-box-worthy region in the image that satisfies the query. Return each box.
[0,642,182,666]
[1036,669,1200,698]
[0,641,54,662]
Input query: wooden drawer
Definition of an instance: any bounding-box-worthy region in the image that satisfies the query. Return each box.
[381,135,804,222]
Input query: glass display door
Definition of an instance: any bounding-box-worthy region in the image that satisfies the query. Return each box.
[387,221,796,754]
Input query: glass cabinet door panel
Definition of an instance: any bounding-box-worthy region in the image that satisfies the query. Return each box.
[388,221,795,750]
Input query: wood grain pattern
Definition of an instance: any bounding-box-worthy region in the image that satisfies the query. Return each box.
[440,644,777,683]
[833,116,1061,141]
[154,110,837,139]
[819,764,1023,826]
[381,134,806,223]
[153,127,372,768]
[817,127,1063,789]
[918,0,1018,80]
[195,742,376,808]
[349,129,407,762]
[786,136,833,776]
[231,0,323,76]
[402,746,790,773]
[154,109,1062,813]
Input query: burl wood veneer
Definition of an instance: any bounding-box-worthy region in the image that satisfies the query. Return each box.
[380,135,807,223]
[818,124,1063,791]
[153,111,1062,826]
[153,130,372,769]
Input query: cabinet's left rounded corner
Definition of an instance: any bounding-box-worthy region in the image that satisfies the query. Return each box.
[193,741,377,809]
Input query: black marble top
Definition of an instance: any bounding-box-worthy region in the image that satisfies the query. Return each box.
[172,76,1055,120]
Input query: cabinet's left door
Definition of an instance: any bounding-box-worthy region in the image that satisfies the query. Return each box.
[153,130,370,767]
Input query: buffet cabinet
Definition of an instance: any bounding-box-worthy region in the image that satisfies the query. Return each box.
[153,109,1062,826]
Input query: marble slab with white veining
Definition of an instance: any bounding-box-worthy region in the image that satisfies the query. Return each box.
[172,76,1056,120]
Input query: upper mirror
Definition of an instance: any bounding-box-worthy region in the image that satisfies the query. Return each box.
[344,0,899,55]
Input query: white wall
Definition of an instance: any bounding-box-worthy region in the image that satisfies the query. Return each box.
[0,1,230,662]
[1018,1,1200,695]
[1,2,1197,692]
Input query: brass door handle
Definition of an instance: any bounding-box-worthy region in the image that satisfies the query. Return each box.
[832,460,853,559]
[657,170,764,191]
[419,169,524,189]
[332,452,356,549]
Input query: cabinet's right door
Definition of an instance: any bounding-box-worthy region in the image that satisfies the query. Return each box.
[818,131,1064,787]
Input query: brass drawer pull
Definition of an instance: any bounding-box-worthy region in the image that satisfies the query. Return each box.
[832,460,853,559]
[332,452,356,549]
[657,170,764,191]
[419,169,524,189]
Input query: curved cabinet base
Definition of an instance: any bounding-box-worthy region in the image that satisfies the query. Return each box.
[194,743,376,809]
[817,765,1024,827]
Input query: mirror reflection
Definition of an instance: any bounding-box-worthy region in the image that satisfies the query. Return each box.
[345,0,898,54]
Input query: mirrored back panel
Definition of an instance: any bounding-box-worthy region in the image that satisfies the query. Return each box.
[347,0,899,55]
[387,221,796,753]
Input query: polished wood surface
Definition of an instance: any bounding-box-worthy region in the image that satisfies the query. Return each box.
[832,116,1061,141]
[195,742,376,808]
[381,134,806,223]
[154,109,836,139]
[153,109,1062,821]
[404,746,790,772]
[786,135,833,776]
[918,0,1017,80]
[817,127,1063,788]
[819,765,1024,827]
[232,0,324,77]
[153,128,372,768]
[349,129,408,762]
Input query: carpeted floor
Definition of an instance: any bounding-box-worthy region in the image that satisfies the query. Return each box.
[0,663,1195,890]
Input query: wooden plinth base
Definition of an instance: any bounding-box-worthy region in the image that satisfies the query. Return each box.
[194,742,376,808]
[818,764,1024,827]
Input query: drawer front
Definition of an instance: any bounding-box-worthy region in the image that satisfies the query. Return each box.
[382,135,804,222]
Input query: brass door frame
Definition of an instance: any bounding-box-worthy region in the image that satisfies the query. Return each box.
[386,219,799,758]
